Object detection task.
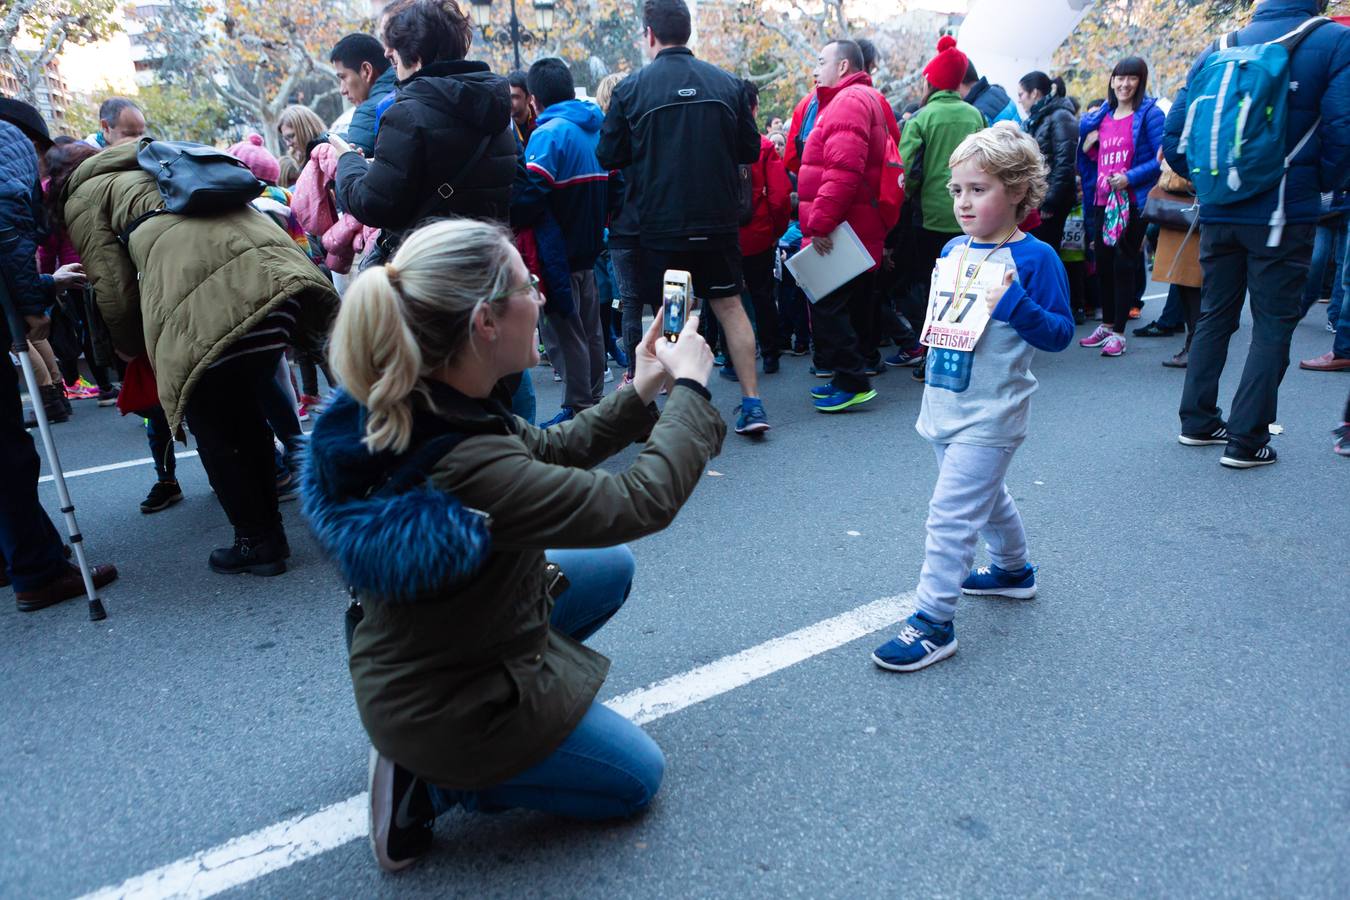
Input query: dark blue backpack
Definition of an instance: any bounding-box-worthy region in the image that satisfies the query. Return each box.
[1178,15,1330,245]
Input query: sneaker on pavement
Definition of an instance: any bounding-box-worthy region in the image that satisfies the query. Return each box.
[1079,325,1112,348]
[604,367,614,383]
[762,355,780,375]
[1129,306,1142,319]
[1073,308,1087,325]
[814,387,876,413]
[1335,424,1350,457]
[863,360,885,377]
[962,563,1037,599]
[552,369,563,383]
[368,747,435,873]
[1299,351,1350,372]
[810,365,835,378]
[1133,320,1180,337]
[1220,443,1277,469]
[871,612,957,672]
[541,407,575,428]
[1162,349,1189,368]
[15,562,119,613]
[96,386,120,407]
[140,480,183,514]
[884,346,925,367]
[810,381,837,399]
[1178,424,1229,446]
[735,400,771,435]
[790,342,810,357]
[1100,334,1126,357]
[719,365,739,382]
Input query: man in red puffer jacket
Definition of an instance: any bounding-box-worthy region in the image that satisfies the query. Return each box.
[738,80,793,374]
[797,38,900,413]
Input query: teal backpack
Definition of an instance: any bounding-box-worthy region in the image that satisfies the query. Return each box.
[1178,16,1330,245]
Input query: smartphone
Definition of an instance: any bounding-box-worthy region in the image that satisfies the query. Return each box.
[662,269,694,342]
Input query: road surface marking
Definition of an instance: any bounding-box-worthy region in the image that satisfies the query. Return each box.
[38,452,199,484]
[79,592,916,899]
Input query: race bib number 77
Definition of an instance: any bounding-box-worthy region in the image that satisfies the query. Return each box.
[919,255,1007,352]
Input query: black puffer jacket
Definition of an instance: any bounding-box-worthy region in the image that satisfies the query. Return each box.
[1025,95,1079,215]
[337,60,518,236]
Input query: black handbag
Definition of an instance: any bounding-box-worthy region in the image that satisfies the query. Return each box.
[137,139,263,215]
[1142,185,1199,230]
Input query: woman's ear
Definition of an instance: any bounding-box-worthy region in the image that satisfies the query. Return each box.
[475,304,500,343]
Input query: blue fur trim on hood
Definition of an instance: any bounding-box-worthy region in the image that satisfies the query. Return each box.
[300,389,491,602]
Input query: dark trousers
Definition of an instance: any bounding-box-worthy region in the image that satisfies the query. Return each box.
[1031,212,1068,256]
[142,406,176,482]
[814,271,874,393]
[1180,223,1315,451]
[183,350,284,538]
[775,248,810,349]
[743,249,781,361]
[1092,204,1147,334]
[0,350,67,591]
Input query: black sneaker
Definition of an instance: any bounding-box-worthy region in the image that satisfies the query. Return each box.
[208,531,289,576]
[762,355,780,375]
[368,748,434,872]
[97,387,120,407]
[140,480,183,514]
[1221,443,1277,469]
[1134,320,1181,337]
[1178,424,1229,447]
[911,359,926,382]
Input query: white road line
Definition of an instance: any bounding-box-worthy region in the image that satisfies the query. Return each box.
[78,592,916,900]
[38,452,198,484]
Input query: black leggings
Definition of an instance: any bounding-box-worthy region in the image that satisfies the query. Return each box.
[1092,204,1147,334]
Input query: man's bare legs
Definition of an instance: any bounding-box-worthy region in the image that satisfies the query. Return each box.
[708,293,759,399]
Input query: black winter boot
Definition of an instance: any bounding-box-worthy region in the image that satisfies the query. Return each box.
[208,529,290,576]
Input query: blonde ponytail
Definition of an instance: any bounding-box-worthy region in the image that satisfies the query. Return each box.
[328,218,517,454]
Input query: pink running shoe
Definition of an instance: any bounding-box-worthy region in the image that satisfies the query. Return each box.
[1101,334,1126,357]
[1079,325,1112,348]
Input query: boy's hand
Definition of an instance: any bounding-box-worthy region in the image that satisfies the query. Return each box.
[985,270,1015,313]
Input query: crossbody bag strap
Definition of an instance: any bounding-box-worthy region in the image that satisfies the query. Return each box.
[117,207,167,246]
[414,132,495,223]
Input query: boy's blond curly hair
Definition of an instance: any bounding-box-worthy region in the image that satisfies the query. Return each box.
[947,122,1048,220]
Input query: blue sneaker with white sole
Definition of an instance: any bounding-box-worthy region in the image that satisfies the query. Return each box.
[961,563,1037,599]
[813,387,876,412]
[809,381,836,399]
[871,612,957,672]
[734,400,771,435]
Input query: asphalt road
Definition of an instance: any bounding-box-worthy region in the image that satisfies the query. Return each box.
[2,300,1346,899]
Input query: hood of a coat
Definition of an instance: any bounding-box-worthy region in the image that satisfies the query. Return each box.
[301,387,494,602]
[60,138,136,205]
[1026,95,1076,131]
[816,70,875,109]
[965,77,1009,107]
[398,60,512,137]
[1254,0,1321,21]
[537,99,604,133]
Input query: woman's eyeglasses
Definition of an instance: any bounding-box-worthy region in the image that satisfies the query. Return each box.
[489,273,541,303]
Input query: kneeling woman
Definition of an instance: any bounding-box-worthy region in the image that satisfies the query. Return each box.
[303,219,724,870]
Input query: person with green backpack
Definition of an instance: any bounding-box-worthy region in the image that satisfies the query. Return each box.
[1163,0,1350,468]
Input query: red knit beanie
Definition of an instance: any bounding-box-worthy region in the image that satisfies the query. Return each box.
[226,132,281,185]
[923,35,968,92]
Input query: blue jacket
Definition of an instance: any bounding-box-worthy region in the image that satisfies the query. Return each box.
[0,121,54,341]
[346,66,397,156]
[1079,96,1165,209]
[1163,0,1350,225]
[514,99,609,271]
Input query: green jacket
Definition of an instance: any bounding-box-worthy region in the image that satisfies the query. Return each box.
[899,90,987,234]
[346,383,726,789]
[60,141,338,431]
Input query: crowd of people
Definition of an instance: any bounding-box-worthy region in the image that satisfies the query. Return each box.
[2,0,1347,876]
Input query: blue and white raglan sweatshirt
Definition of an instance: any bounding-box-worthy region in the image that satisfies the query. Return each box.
[917,233,1074,449]
[512,99,609,272]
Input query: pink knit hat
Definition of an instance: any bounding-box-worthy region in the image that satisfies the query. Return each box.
[227,132,281,185]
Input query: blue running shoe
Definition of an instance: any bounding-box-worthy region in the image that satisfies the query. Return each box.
[814,387,876,412]
[809,381,836,399]
[810,365,835,378]
[871,612,957,672]
[961,563,1037,599]
[885,346,925,367]
[541,407,575,428]
[719,365,740,382]
[735,400,771,435]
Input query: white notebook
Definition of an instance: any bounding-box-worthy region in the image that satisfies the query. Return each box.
[784,222,876,304]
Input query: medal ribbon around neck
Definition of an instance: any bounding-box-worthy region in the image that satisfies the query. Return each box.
[945,227,1019,321]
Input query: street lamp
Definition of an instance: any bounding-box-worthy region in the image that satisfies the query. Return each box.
[469,0,556,72]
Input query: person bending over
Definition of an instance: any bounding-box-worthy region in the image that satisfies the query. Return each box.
[302,218,726,871]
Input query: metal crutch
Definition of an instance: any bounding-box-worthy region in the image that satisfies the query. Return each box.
[0,270,107,621]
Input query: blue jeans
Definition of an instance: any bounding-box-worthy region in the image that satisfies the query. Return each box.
[1156,284,1186,330]
[429,545,664,820]
[510,373,536,426]
[1302,216,1346,317]
[1336,230,1350,359]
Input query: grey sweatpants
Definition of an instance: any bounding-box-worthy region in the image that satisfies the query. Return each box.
[542,270,606,411]
[916,442,1029,623]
